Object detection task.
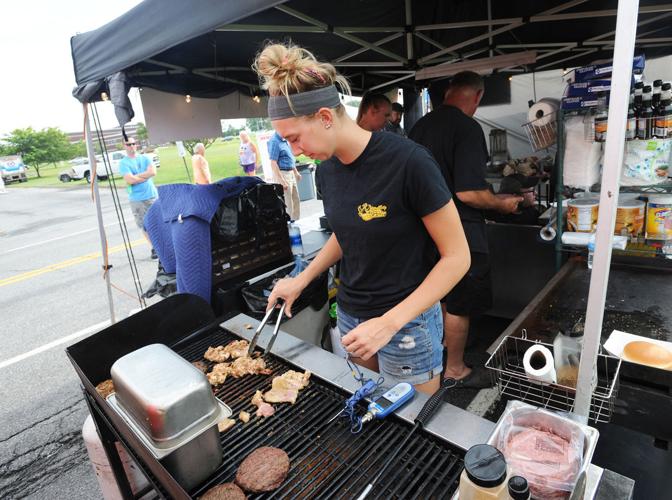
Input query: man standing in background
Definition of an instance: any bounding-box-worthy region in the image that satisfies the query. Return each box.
[409,71,521,387]
[119,137,159,259]
[385,102,406,136]
[357,93,392,132]
[191,142,211,184]
[267,131,301,221]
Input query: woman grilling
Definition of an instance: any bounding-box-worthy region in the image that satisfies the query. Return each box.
[256,42,470,394]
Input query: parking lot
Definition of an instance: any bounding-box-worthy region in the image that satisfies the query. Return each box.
[0,186,161,499]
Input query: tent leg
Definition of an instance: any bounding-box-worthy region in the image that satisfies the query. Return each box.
[574,0,639,419]
[84,103,116,324]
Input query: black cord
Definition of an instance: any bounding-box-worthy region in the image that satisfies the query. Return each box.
[90,103,146,307]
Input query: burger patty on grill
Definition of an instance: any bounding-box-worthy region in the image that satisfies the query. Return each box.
[200,482,246,500]
[235,447,290,493]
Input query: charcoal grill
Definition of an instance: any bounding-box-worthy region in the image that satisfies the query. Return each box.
[67,295,467,499]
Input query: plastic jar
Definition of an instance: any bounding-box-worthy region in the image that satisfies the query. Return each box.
[459,444,509,500]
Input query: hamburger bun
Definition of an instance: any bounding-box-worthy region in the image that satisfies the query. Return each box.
[622,341,672,369]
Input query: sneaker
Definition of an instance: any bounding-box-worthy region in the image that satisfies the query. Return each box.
[150,249,158,260]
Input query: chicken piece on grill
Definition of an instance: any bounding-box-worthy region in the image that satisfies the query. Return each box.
[218,418,236,433]
[207,363,230,386]
[204,346,230,363]
[228,356,271,378]
[263,370,311,404]
[191,360,208,373]
[239,411,251,423]
[222,340,250,359]
[96,379,115,399]
[204,340,251,363]
[252,390,275,417]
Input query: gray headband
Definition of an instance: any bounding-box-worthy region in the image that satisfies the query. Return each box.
[267,85,340,120]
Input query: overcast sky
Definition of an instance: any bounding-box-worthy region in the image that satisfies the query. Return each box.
[0,0,145,136]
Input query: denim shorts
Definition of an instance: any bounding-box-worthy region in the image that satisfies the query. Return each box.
[337,303,444,385]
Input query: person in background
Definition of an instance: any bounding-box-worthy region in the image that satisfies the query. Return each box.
[267,130,301,221]
[357,93,392,132]
[191,142,211,185]
[409,71,522,388]
[385,102,406,136]
[119,137,159,259]
[238,131,260,177]
[255,42,470,395]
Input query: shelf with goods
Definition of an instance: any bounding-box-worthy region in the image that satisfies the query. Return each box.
[553,108,672,270]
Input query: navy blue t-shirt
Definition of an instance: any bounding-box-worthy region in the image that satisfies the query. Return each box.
[409,105,490,253]
[319,132,452,318]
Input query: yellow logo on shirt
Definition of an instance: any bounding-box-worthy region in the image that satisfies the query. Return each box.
[357,203,388,221]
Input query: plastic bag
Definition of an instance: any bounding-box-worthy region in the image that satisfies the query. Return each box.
[241,268,328,321]
[621,138,671,186]
[495,406,585,499]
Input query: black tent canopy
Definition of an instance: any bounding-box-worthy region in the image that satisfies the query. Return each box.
[71,0,672,101]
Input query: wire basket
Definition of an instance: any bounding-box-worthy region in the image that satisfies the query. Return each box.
[485,331,621,423]
[522,112,557,151]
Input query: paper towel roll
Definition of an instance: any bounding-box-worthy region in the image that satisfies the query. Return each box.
[528,98,560,126]
[561,232,628,250]
[523,344,557,384]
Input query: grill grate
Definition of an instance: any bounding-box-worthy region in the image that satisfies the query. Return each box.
[176,328,464,499]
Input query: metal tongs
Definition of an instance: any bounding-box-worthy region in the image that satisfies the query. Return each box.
[247,300,287,357]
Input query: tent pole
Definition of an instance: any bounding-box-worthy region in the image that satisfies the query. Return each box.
[574,0,638,419]
[84,103,116,324]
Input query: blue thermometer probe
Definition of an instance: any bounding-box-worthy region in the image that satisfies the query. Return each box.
[360,382,415,425]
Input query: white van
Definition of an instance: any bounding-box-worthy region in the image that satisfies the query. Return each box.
[60,151,160,183]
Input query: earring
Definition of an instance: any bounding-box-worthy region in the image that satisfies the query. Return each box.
[324,123,332,129]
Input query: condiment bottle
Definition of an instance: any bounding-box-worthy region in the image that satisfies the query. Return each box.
[508,476,530,500]
[553,328,583,388]
[626,92,636,140]
[654,82,671,139]
[637,85,653,139]
[459,444,509,500]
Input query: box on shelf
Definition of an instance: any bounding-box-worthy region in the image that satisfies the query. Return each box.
[572,54,645,83]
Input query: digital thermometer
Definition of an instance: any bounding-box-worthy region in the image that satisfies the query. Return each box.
[361,382,415,424]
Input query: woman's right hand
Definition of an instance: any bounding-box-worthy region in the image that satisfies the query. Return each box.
[266,276,306,317]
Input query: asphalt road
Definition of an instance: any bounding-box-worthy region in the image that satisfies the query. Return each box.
[0,185,162,499]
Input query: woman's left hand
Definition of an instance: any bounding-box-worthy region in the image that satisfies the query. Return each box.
[341,316,398,360]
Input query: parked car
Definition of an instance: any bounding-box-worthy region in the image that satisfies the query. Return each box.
[60,151,159,183]
[0,155,28,183]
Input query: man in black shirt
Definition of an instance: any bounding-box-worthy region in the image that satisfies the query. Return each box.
[409,71,521,388]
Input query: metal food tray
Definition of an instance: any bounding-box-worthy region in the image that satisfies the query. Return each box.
[451,400,600,500]
[107,394,231,459]
[485,332,621,423]
[488,400,599,500]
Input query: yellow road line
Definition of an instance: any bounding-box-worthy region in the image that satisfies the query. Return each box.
[0,239,146,288]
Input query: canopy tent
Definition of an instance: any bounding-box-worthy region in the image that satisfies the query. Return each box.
[71,0,672,105]
[70,0,670,420]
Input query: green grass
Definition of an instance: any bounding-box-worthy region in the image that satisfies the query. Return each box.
[5,137,311,189]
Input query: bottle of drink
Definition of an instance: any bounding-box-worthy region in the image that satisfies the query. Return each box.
[654,82,671,138]
[626,92,636,140]
[587,234,595,270]
[594,92,608,142]
[637,85,653,139]
[288,221,304,257]
[288,221,306,277]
